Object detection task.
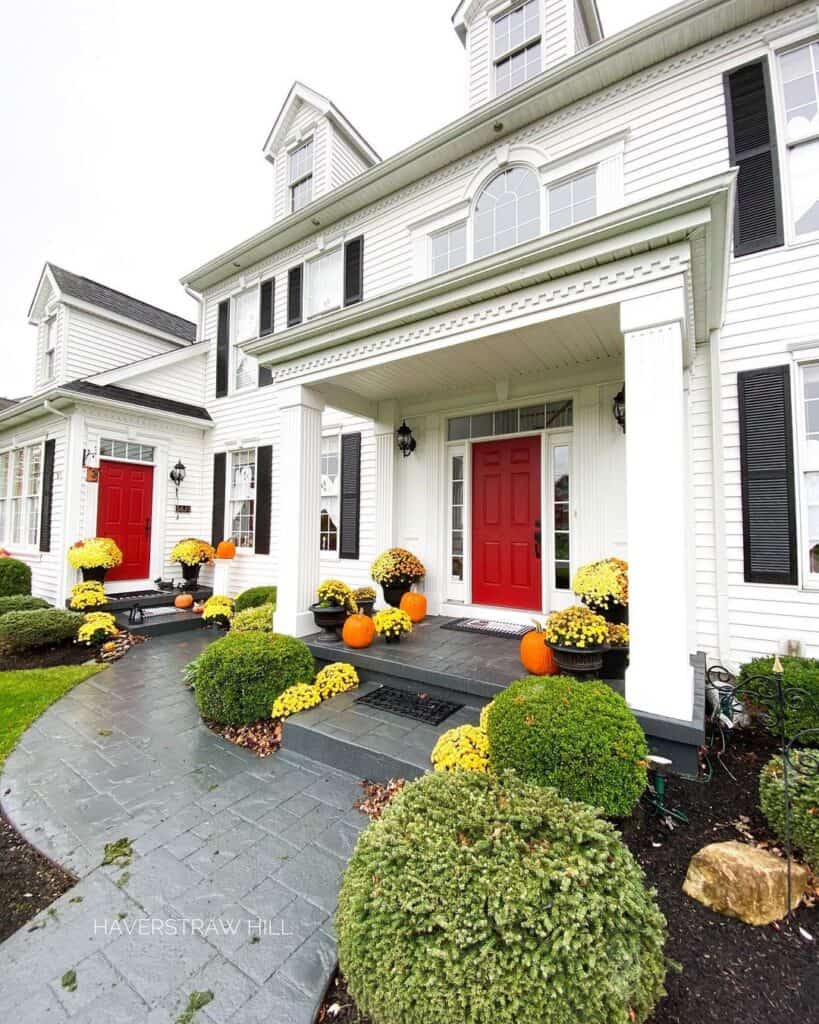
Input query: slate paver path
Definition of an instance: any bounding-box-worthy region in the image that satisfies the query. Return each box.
[0,632,368,1023]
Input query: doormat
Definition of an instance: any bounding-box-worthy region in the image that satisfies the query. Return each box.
[134,606,187,619]
[440,618,530,639]
[105,590,163,601]
[354,686,463,726]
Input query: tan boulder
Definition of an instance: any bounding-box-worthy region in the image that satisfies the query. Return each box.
[683,840,809,925]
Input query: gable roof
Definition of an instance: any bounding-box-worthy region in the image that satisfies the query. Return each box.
[263,81,381,167]
[40,264,196,343]
[61,380,211,421]
[451,0,604,43]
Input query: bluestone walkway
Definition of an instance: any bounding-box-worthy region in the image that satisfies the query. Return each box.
[0,632,368,1023]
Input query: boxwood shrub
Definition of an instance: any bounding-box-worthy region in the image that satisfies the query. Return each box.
[760,749,819,870]
[0,595,51,615]
[0,609,84,652]
[337,771,667,1024]
[234,586,278,614]
[738,656,819,741]
[0,558,32,597]
[486,675,648,817]
[191,631,313,725]
[231,603,275,633]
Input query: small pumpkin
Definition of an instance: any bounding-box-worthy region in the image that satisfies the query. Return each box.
[174,593,194,609]
[519,623,558,676]
[400,590,427,623]
[216,539,236,560]
[342,612,376,649]
[192,601,205,615]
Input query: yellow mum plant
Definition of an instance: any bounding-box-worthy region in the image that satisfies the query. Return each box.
[272,662,360,720]
[543,605,608,649]
[67,537,123,570]
[315,662,360,699]
[431,724,490,774]
[69,581,107,610]
[169,538,215,566]
[572,558,629,610]
[607,623,630,648]
[373,608,413,638]
[370,548,426,586]
[202,594,234,626]
[272,683,323,719]
[78,612,118,646]
[353,586,376,603]
[316,579,357,612]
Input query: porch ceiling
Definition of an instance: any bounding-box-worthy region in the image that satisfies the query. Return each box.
[315,305,623,405]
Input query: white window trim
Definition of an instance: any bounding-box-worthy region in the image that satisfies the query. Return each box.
[793,353,819,589]
[98,437,156,465]
[43,316,56,381]
[430,221,468,277]
[490,0,542,100]
[320,430,341,558]
[226,447,258,553]
[288,136,315,213]
[230,283,261,395]
[305,245,344,320]
[0,441,44,552]
[769,33,819,248]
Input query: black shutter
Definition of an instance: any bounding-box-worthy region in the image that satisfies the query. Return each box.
[211,452,227,547]
[259,278,274,336]
[287,265,303,326]
[724,59,784,257]
[339,432,361,560]
[343,237,364,306]
[255,444,273,555]
[216,300,230,397]
[737,365,797,585]
[38,438,56,552]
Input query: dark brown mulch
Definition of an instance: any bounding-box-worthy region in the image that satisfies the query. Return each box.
[317,730,819,1024]
[0,809,76,943]
[0,641,95,671]
[205,717,283,757]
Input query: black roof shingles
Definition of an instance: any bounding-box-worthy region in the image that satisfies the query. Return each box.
[49,264,196,343]
[62,380,211,422]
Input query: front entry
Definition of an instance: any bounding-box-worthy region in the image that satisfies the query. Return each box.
[471,436,542,610]
[96,460,154,581]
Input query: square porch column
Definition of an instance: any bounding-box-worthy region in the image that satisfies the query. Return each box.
[276,385,325,637]
[621,284,694,722]
[374,400,397,556]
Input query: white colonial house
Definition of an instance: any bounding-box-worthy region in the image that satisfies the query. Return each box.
[2,0,819,765]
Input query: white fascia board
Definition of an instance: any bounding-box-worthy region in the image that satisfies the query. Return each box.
[86,340,210,387]
[27,263,61,324]
[0,391,74,430]
[58,296,193,347]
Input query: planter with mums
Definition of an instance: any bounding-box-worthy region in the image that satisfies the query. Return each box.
[370,548,425,608]
[572,557,629,625]
[543,605,609,676]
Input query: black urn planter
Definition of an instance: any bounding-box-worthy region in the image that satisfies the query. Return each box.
[584,599,628,626]
[356,600,375,617]
[383,633,403,645]
[603,646,629,680]
[180,563,202,589]
[381,582,412,609]
[310,603,347,639]
[548,643,610,678]
[81,566,108,584]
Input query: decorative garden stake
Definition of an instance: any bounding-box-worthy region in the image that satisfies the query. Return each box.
[645,755,688,827]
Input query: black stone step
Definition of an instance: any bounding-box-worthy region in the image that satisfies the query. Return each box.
[116,610,206,637]
[67,587,212,613]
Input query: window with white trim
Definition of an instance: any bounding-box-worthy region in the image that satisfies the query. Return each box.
[43,317,56,381]
[306,248,343,318]
[450,453,464,581]
[0,443,42,547]
[777,41,819,238]
[493,0,541,96]
[228,448,256,549]
[99,439,155,463]
[798,363,819,576]
[289,139,314,213]
[431,223,467,275]
[473,167,540,259]
[548,170,597,231]
[320,435,340,553]
[233,287,259,390]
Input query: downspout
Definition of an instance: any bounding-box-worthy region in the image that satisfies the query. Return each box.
[42,399,73,608]
[183,285,205,342]
[708,327,733,670]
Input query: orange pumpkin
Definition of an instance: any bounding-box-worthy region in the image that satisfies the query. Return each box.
[400,590,427,623]
[216,539,236,560]
[342,613,376,649]
[174,593,194,609]
[519,628,558,676]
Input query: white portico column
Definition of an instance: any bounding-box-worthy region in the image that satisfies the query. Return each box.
[621,284,694,722]
[276,385,325,637]
[374,400,397,556]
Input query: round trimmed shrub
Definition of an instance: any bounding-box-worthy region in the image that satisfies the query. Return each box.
[0,609,83,652]
[191,631,313,725]
[760,749,819,870]
[738,655,819,741]
[0,595,51,615]
[0,558,32,597]
[337,771,667,1024]
[234,586,278,614]
[231,603,275,633]
[486,675,648,817]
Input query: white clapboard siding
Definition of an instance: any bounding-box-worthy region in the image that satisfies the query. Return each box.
[122,352,208,406]
[330,127,371,191]
[272,105,331,223]
[64,308,179,382]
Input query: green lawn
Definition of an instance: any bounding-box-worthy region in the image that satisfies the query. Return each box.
[0,664,106,768]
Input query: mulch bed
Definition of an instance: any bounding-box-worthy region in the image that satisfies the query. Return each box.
[0,809,76,943]
[0,641,94,671]
[317,729,819,1024]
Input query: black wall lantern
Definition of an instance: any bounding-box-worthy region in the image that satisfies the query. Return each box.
[170,459,186,500]
[612,386,626,433]
[396,420,417,458]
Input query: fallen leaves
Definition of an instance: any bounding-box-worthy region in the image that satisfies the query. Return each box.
[206,718,282,757]
[355,779,406,820]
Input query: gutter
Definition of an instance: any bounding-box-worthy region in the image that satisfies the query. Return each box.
[183,284,205,343]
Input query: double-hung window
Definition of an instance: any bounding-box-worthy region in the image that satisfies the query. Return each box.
[777,41,819,238]
[289,139,314,213]
[306,248,343,318]
[233,287,259,391]
[799,364,819,579]
[493,0,541,97]
[320,435,340,553]
[431,223,467,275]
[548,170,597,231]
[43,317,56,381]
[0,443,42,547]
[228,448,256,549]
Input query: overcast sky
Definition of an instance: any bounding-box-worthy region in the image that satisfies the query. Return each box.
[0,0,675,397]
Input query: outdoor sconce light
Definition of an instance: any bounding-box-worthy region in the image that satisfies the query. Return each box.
[396,420,417,458]
[612,386,626,433]
[170,459,186,499]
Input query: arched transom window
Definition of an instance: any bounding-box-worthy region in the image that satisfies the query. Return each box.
[473,167,540,259]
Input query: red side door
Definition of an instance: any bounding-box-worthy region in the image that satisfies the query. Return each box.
[96,460,154,581]
[472,436,542,610]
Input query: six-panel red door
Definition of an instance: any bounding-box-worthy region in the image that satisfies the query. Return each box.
[471,436,542,610]
[96,460,154,581]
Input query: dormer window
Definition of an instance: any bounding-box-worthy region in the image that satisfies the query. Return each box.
[43,317,56,381]
[493,0,541,97]
[289,138,314,213]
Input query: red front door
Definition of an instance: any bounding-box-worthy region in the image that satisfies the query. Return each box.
[472,436,542,610]
[96,460,154,581]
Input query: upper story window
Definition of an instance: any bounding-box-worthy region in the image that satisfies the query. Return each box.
[43,317,56,381]
[778,41,819,237]
[474,167,540,259]
[289,139,314,213]
[320,434,340,553]
[493,1,541,97]
[0,443,42,548]
[233,287,259,390]
[306,248,343,318]
[431,223,467,275]
[548,170,597,231]
[228,448,256,549]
